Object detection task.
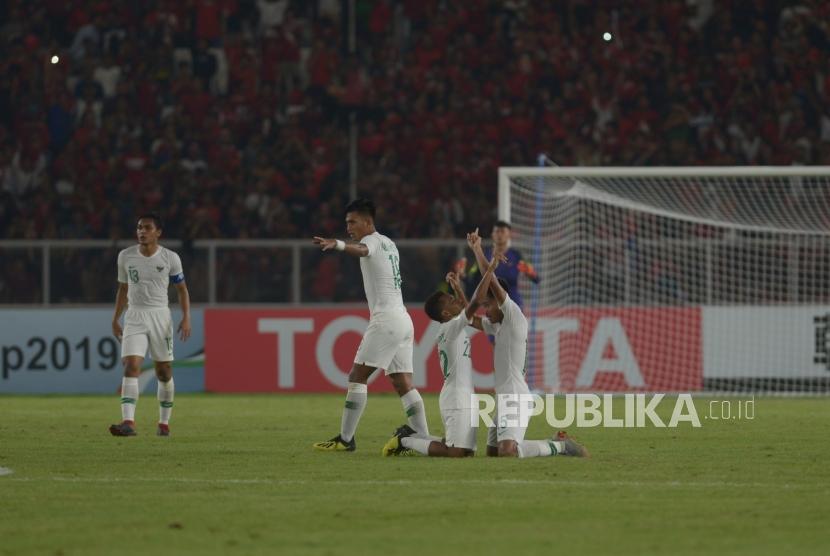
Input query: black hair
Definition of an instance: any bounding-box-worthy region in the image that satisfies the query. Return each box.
[493,220,512,230]
[424,291,449,322]
[487,278,510,299]
[345,198,376,219]
[137,213,163,230]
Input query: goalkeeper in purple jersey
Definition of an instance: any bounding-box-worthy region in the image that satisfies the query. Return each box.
[463,220,539,309]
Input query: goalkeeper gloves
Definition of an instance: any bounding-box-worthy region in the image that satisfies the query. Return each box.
[517,260,540,282]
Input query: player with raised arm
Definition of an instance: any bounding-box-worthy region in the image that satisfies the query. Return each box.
[311,198,429,452]
[382,253,501,457]
[109,214,191,437]
[467,228,588,458]
[464,220,539,309]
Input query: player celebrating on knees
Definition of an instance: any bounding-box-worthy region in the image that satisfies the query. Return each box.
[467,228,588,458]
[382,254,501,457]
[110,214,191,437]
[311,198,429,452]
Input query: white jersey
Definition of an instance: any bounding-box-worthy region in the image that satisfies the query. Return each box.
[437,313,474,410]
[482,296,530,396]
[359,232,405,316]
[117,245,184,309]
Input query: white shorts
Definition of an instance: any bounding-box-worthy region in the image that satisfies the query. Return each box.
[487,395,533,445]
[441,407,477,451]
[121,307,174,362]
[354,311,414,375]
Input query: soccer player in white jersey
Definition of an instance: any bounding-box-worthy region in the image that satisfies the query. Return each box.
[467,228,588,458]
[311,198,430,452]
[381,256,501,457]
[109,214,191,437]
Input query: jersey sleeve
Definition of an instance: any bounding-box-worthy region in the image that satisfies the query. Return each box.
[360,234,380,257]
[481,316,501,336]
[117,250,127,283]
[169,251,185,284]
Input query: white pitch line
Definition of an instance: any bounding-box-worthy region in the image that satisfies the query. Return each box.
[0,467,13,476]
[2,476,822,491]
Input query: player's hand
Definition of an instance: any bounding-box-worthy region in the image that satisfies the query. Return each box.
[445,272,460,289]
[492,247,508,264]
[178,316,192,341]
[312,237,337,251]
[112,320,123,342]
[466,227,481,250]
[517,260,539,280]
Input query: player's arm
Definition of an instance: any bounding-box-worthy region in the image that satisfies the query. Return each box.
[464,255,500,320]
[169,255,191,341]
[312,237,369,257]
[174,281,191,341]
[446,271,468,305]
[112,282,128,341]
[517,255,540,284]
[467,229,507,305]
[466,227,491,279]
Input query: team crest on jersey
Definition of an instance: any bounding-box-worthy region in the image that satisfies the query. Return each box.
[156,266,164,272]
[381,242,389,251]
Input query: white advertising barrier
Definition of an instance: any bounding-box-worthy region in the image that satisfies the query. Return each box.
[702,306,830,378]
[0,309,204,393]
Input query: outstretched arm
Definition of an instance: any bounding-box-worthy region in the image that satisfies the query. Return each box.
[312,237,369,257]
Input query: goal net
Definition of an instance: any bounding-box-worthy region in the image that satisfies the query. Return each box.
[500,166,830,395]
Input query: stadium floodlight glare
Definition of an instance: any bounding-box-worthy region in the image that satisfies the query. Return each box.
[499,165,830,395]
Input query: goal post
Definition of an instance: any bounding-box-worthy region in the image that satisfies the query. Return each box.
[499,166,830,395]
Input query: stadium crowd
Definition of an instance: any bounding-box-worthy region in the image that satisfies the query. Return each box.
[2,0,830,303]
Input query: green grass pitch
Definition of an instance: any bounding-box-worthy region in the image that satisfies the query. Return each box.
[1,394,829,555]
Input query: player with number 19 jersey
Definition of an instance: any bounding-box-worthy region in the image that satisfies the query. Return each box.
[354,232,414,374]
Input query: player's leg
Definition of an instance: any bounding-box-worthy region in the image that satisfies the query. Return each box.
[148,309,176,437]
[340,363,374,444]
[496,409,526,457]
[486,423,499,456]
[313,363,375,451]
[154,361,174,436]
[383,408,469,457]
[435,408,475,457]
[386,372,429,436]
[385,315,429,435]
[110,335,146,436]
[497,409,588,458]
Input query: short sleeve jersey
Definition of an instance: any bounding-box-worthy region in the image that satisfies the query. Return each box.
[359,232,405,316]
[117,245,184,309]
[437,313,474,409]
[482,296,530,395]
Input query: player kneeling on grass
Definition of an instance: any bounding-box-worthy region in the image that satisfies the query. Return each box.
[468,228,588,458]
[382,253,502,457]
